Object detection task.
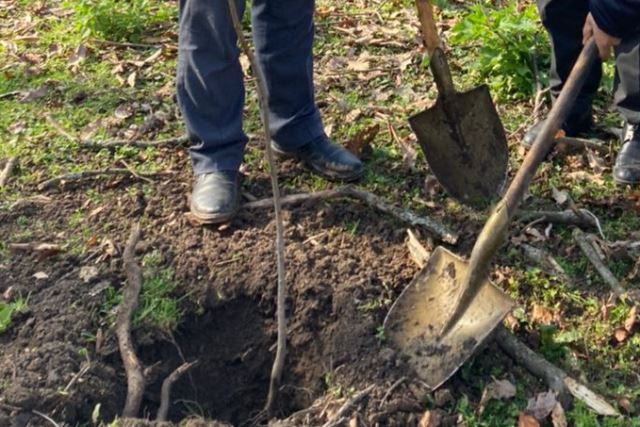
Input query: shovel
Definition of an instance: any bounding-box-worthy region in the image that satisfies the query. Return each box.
[409,0,508,209]
[384,39,599,390]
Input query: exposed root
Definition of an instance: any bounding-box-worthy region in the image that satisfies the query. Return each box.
[156,361,199,422]
[116,223,146,418]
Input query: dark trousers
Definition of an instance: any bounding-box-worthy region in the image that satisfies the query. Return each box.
[536,0,640,126]
[176,0,324,174]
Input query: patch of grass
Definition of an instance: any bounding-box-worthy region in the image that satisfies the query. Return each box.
[101,250,183,332]
[64,0,175,42]
[450,0,549,100]
[0,294,29,334]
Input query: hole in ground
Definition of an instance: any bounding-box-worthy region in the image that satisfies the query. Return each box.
[138,296,310,425]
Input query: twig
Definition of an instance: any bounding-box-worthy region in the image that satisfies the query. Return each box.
[0,90,22,100]
[378,377,406,409]
[495,328,619,416]
[80,135,189,150]
[90,38,163,50]
[63,362,92,393]
[406,230,429,267]
[573,229,627,297]
[31,410,61,427]
[46,114,79,143]
[227,0,287,415]
[120,160,154,183]
[520,244,571,285]
[116,224,146,418]
[515,209,597,228]
[0,157,17,187]
[244,186,458,244]
[37,168,168,191]
[156,361,198,422]
[556,136,609,154]
[322,385,375,427]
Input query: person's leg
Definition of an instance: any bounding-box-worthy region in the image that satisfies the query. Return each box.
[176,0,246,222]
[612,31,640,184]
[250,0,363,181]
[524,0,602,146]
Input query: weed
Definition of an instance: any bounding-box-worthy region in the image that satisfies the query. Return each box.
[0,294,29,334]
[65,0,175,42]
[450,0,549,100]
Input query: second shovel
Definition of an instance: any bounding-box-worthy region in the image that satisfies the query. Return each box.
[410,0,508,209]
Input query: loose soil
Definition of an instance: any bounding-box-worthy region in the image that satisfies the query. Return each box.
[1,161,489,426]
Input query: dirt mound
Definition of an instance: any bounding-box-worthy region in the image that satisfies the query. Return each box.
[0,173,431,426]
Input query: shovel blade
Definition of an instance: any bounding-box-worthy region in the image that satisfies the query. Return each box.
[383,246,514,390]
[409,85,508,209]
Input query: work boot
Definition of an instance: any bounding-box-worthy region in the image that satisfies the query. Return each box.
[521,110,593,149]
[613,122,640,185]
[271,136,363,182]
[190,171,240,224]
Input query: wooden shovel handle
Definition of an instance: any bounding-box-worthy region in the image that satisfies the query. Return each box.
[415,0,441,56]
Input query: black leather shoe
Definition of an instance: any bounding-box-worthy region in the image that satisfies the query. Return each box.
[271,136,363,182]
[613,123,640,185]
[190,171,240,224]
[522,111,593,149]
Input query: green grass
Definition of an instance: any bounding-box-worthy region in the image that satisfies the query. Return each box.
[0,294,29,334]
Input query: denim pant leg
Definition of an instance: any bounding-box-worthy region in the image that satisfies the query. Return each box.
[614,31,640,126]
[176,0,248,174]
[536,0,602,128]
[251,0,325,150]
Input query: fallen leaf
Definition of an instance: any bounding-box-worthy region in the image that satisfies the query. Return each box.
[526,391,557,420]
[551,403,567,427]
[613,327,629,343]
[530,304,554,325]
[624,305,637,332]
[33,271,49,280]
[20,85,48,103]
[478,379,516,414]
[518,413,540,427]
[79,266,99,283]
[551,186,569,206]
[344,123,379,158]
[115,103,135,119]
[423,175,441,198]
[68,44,87,66]
[418,410,442,427]
[101,239,117,257]
[127,71,137,87]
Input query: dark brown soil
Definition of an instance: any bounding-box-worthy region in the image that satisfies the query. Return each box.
[0,163,443,426]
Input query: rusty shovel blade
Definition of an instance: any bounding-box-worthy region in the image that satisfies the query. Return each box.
[383,246,514,390]
[409,84,508,209]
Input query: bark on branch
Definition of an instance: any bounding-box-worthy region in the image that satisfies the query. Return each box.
[116,224,146,418]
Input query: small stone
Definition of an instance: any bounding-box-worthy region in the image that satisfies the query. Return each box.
[434,388,454,407]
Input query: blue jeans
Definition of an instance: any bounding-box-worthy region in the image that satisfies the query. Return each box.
[176,0,325,174]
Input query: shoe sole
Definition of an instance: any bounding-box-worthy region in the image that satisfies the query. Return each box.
[270,144,364,183]
[189,201,239,225]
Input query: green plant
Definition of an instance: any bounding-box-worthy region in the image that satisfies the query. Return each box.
[450,1,549,100]
[0,294,29,334]
[66,0,174,42]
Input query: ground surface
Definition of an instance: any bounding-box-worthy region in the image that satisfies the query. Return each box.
[1,0,640,426]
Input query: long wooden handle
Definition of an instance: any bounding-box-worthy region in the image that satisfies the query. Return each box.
[415,0,441,55]
[440,39,599,336]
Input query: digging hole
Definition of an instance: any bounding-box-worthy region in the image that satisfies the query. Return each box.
[138,296,312,424]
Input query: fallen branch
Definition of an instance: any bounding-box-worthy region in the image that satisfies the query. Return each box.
[227,0,287,415]
[405,234,619,417]
[0,157,17,187]
[80,135,189,150]
[37,168,169,191]
[156,361,198,422]
[244,186,458,244]
[322,385,375,427]
[495,328,619,416]
[116,224,146,418]
[556,136,609,155]
[573,229,627,297]
[515,209,597,228]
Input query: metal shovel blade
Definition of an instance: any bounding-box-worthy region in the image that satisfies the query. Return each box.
[383,246,514,390]
[409,85,508,209]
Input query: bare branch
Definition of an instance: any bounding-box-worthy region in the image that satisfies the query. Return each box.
[116,224,146,418]
[226,0,287,415]
[573,229,627,297]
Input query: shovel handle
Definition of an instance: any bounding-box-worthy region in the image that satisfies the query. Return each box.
[415,0,441,55]
[415,0,456,98]
[441,39,599,336]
